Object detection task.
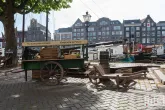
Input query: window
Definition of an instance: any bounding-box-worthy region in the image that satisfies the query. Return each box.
[17,38,19,43]
[152,32,155,36]
[119,31,122,35]
[106,32,109,35]
[102,32,105,36]
[126,32,129,37]
[142,27,146,31]
[136,27,140,30]
[142,38,146,43]
[162,27,165,30]
[157,38,161,43]
[88,27,94,31]
[100,21,108,25]
[112,31,115,35]
[142,32,146,36]
[89,32,92,36]
[147,23,150,27]
[75,23,82,26]
[162,31,165,36]
[106,27,109,30]
[73,33,76,36]
[136,38,140,43]
[126,27,129,31]
[102,27,106,31]
[131,27,135,32]
[77,29,80,32]
[116,31,120,35]
[98,32,101,35]
[81,29,84,32]
[114,26,121,30]
[147,27,150,31]
[147,32,150,36]
[147,38,150,43]
[151,23,154,26]
[152,27,155,31]
[136,32,140,37]
[157,27,161,30]
[144,23,146,26]
[157,31,161,36]
[93,32,96,36]
[77,33,80,36]
[81,33,84,36]
[151,38,155,43]
[73,29,76,32]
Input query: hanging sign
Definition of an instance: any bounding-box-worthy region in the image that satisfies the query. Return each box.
[22,40,88,47]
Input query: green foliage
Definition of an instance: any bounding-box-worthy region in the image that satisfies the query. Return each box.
[0,0,73,15]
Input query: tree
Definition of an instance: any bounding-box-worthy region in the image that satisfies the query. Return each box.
[0,0,72,65]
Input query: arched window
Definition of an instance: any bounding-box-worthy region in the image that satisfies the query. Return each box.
[100,21,108,25]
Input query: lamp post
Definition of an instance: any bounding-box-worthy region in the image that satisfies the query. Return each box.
[83,11,91,61]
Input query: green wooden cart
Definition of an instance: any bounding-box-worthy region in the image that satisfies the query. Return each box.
[22,40,88,85]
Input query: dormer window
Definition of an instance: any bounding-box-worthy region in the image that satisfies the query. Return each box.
[75,23,82,26]
[100,21,108,25]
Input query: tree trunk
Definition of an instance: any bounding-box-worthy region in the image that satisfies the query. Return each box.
[2,0,17,66]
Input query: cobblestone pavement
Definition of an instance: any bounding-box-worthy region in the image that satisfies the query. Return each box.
[0,68,165,110]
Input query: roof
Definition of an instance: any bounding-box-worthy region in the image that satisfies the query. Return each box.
[58,27,72,33]
[141,18,146,23]
[88,22,97,26]
[111,20,122,24]
[157,21,165,26]
[123,19,141,24]
[97,17,111,22]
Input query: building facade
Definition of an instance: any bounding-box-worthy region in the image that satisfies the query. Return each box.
[16,31,28,48]
[140,15,157,45]
[71,18,123,44]
[55,15,165,45]
[157,21,165,43]
[123,19,141,43]
[26,18,51,42]
[123,15,157,45]
[54,27,72,41]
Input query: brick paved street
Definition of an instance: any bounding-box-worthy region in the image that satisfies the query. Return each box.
[0,68,165,110]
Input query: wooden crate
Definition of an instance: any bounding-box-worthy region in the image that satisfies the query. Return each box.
[40,48,58,59]
[64,55,77,59]
[32,70,40,79]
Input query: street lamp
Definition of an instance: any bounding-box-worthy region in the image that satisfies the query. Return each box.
[83,11,91,61]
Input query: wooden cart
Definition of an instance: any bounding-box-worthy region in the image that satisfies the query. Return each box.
[22,40,88,85]
[89,65,148,89]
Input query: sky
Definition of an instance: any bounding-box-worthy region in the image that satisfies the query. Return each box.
[0,0,164,39]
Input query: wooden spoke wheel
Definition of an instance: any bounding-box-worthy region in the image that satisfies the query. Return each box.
[119,79,137,89]
[88,71,101,85]
[40,61,64,85]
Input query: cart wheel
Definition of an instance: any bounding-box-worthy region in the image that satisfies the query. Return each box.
[88,71,101,85]
[40,61,64,85]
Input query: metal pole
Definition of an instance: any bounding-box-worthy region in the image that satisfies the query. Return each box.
[46,11,48,41]
[86,21,89,61]
[22,12,25,42]
[133,40,134,53]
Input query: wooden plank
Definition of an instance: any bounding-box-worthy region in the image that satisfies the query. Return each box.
[22,40,88,47]
[152,68,165,85]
